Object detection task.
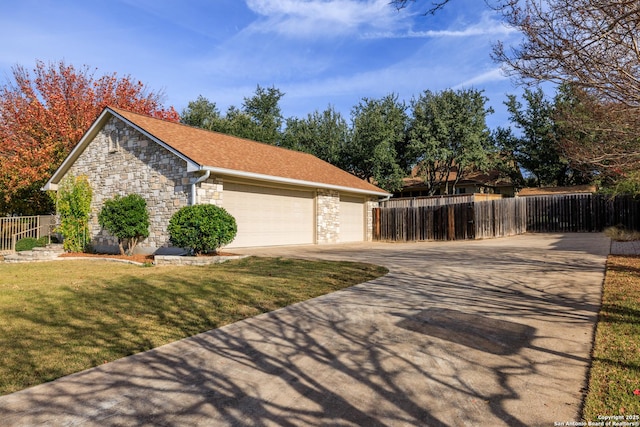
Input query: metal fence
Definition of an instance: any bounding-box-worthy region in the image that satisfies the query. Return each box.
[0,215,56,252]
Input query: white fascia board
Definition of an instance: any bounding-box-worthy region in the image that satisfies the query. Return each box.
[199,166,391,197]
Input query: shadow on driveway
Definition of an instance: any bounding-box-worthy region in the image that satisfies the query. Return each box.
[0,233,610,426]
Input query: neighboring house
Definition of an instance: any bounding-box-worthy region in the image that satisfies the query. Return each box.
[517,185,596,197]
[43,107,389,254]
[394,166,518,198]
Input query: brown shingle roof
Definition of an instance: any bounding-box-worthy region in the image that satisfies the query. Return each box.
[110,107,387,195]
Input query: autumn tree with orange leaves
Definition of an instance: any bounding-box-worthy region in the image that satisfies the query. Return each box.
[0,60,179,215]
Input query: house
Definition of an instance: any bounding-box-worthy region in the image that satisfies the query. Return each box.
[43,107,389,254]
[517,185,597,197]
[393,166,518,198]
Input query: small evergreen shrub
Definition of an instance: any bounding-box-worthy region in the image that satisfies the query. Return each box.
[98,194,150,255]
[168,204,237,255]
[15,236,49,252]
[15,237,40,252]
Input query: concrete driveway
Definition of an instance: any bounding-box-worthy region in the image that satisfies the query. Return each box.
[0,233,610,426]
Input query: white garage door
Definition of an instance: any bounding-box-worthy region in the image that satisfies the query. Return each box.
[223,182,315,248]
[340,195,365,242]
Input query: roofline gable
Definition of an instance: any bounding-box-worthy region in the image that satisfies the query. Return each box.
[43,107,200,191]
[43,107,390,198]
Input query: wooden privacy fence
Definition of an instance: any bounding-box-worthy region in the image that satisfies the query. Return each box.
[373,194,640,242]
[526,194,640,232]
[382,193,503,208]
[373,203,474,242]
[373,198,526,241]
[0,215,55,252]
[474,198,527,239]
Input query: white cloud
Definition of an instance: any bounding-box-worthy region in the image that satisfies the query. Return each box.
[244,0,403,37]
[454,68,509,88]
[366,11,516,39]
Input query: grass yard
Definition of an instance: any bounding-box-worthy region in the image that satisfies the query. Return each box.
[583,255,640,419]
[0,257,387,396]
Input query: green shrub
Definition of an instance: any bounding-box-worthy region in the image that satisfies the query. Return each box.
[168,204,237,255]
[15,237,39,252]
[98,194,150,255]
[57,175,93,252]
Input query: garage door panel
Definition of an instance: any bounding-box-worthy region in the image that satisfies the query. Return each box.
[224,183,314,248]
[340,195,364,242]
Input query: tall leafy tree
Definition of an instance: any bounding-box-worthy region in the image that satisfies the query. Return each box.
[408,88,493,195]
[502,88,569,187]
[489,127,525,189]
[394,1,640,181]
[346,94,408,192]
[281,106,349,167]
[241,85,284,145]
[0,60,179,215]
[180,95,222,129]
[183,86,285,145]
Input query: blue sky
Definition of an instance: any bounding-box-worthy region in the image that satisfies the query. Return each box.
[0,0,524,130]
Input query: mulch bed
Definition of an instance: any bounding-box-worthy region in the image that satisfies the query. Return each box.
[60,252,154,264]
[59,251,240,264]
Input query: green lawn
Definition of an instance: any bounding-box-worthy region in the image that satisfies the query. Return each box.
[0,257,387,396]
[583,255,640,419]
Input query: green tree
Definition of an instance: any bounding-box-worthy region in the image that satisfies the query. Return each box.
[408,88,493,195]
[281,106,349,167]
[180,95,222,129]
[346,94,408,192]
[394,1,640,182]
[217,106,258,140]
[98,194,150,256]
[502,88,570,187]
[241,85,284,145]
[182,86,285,145]
[489,127,525,190]
[56,175,92,252]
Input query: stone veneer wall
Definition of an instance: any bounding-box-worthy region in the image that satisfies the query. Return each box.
[198,177,223,206]
[64,116,192,253]
[316,189,340,244]
[316,191,379,244]
[365,198,379,241]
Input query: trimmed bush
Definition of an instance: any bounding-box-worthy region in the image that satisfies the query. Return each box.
[98,194,150,255]
[168,204,237,255]
[15,237,48,252]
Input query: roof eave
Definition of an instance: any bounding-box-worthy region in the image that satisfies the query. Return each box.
[200,166,390,198]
